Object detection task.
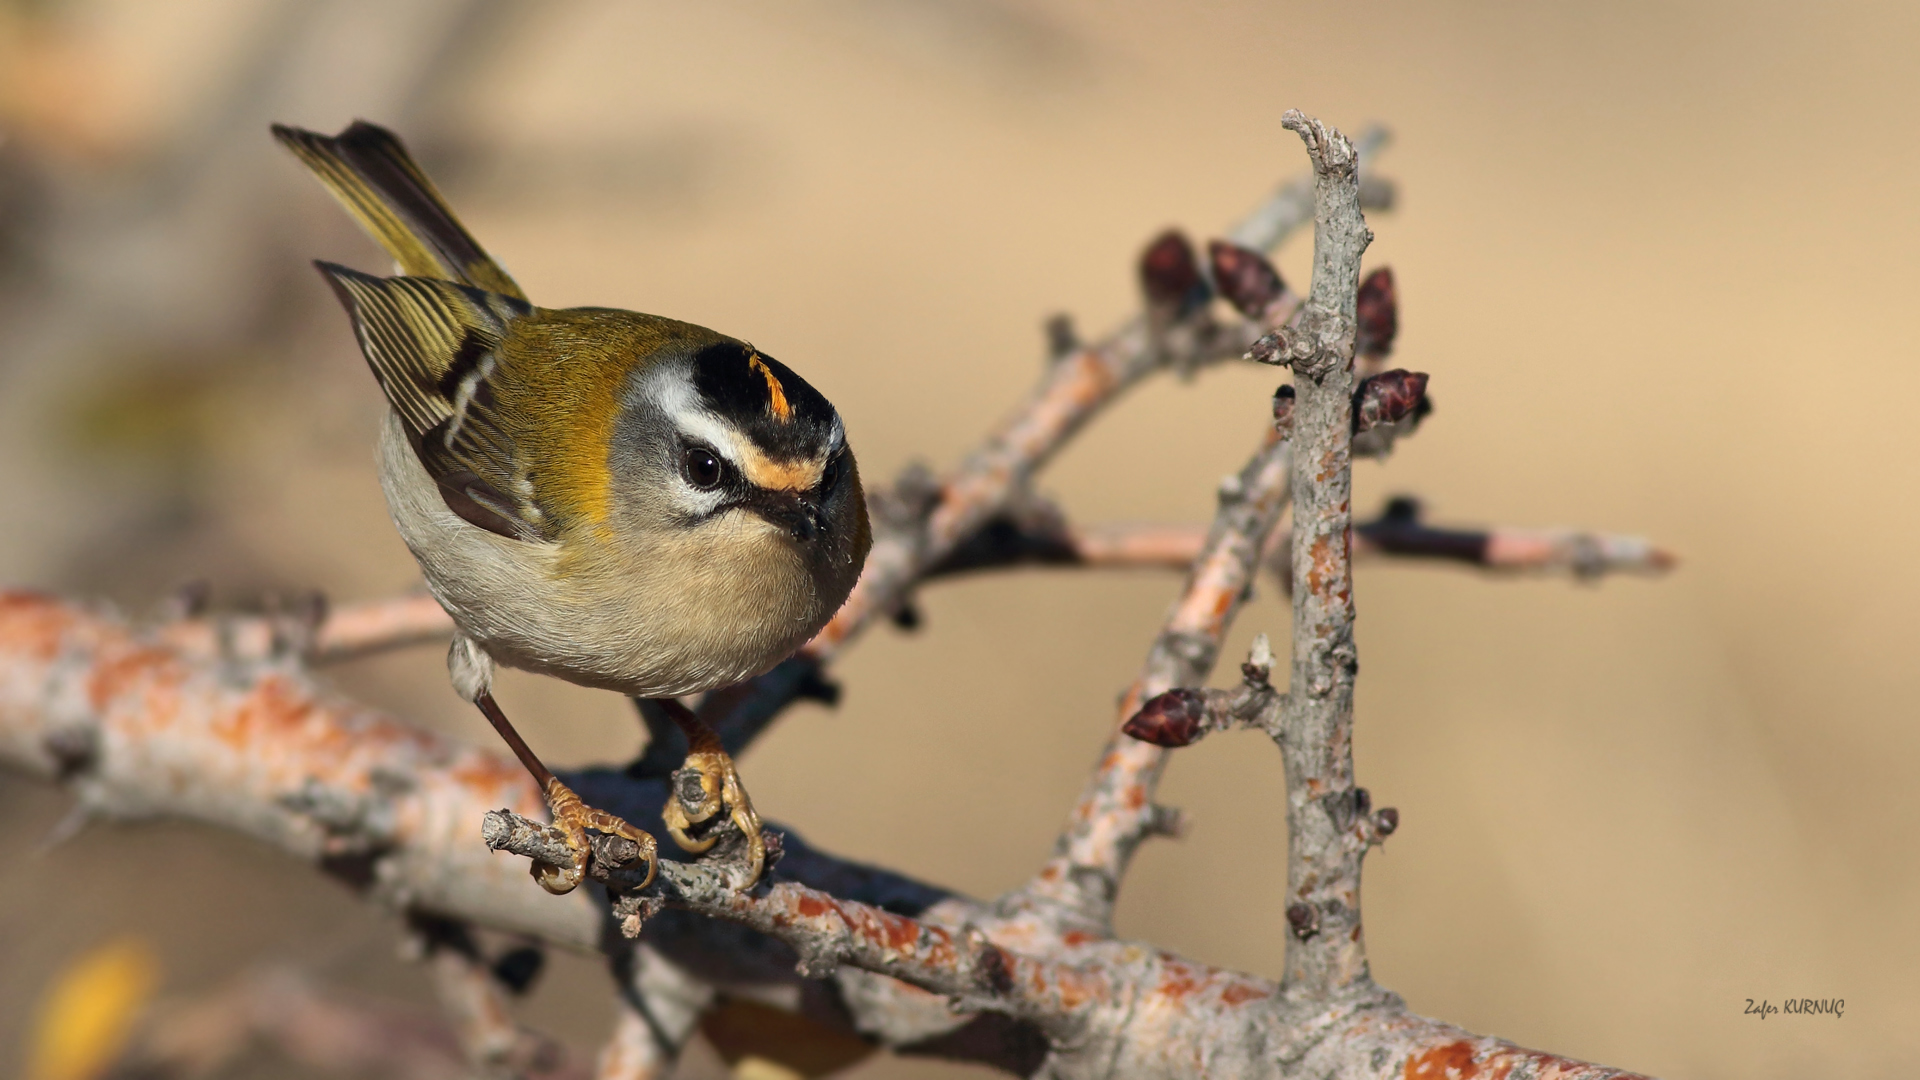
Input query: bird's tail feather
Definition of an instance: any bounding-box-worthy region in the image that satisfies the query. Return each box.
[273,120,526,302]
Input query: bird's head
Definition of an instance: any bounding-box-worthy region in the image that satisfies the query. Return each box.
[603,329,871,598]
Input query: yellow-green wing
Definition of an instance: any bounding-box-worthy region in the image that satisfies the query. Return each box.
[274,121,526,301]
[318,263,550,542]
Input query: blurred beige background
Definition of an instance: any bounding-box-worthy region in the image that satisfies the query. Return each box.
[2,1,1916,1077]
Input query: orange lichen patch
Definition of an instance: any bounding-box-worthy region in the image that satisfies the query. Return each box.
[83,647,175,713]
[1027,349,1119,427]
[795,893,836,920]
[1051,967,1103,1012]
[1404,1039,1646,1080]
[1210,587,1234,621]
[1406,1040,1479,1080]
[0,592,73,663]
[1217,981,1269,1007]
[1306,533,1342,595]
[211,675,325,756]
[0,588,58,607]
[873,910,921,952]
[1155,960,1202,1001]
[1123,785,1145,811]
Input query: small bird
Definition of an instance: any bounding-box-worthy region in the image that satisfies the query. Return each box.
[274,121,871,893]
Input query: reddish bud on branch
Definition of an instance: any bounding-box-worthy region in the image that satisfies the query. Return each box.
[1376,808,1400,836]
[1122,688,1208,748]
[1352,370,1428,435]
[1356,267,1398,358]
[1207,240,1287,319]
[1139,229,1209,316]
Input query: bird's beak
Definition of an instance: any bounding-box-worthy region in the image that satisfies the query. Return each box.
[749,489,826,544]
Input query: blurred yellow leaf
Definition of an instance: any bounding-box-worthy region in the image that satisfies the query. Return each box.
[26,937,159,1080]
[734,1057,807,1080]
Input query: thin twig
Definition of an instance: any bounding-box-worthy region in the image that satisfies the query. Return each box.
[1022,426,1292,928]
[1264,108,1374,997]
[155,593,454,664]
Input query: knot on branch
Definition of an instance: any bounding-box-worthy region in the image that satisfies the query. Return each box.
[43,724,98,780]
[1043,312,1080,362]
[1286,902,1320,941]
[1248,311,1356,382]
[1281,110,1358,178]
[872,462,943,536]
[965,927,1017,998]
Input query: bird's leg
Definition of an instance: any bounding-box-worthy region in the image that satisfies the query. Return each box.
[653,699,765,885]
[474,690,658,895]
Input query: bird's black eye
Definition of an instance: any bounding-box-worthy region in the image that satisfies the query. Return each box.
[818,452,842,494]
[682,446,724,489]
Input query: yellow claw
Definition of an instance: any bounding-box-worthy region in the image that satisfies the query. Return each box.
[662,749,765,885]
[538,779,658,895]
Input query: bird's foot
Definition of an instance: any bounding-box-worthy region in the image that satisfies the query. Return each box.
[662,748,765,886]
[535,778,658,896]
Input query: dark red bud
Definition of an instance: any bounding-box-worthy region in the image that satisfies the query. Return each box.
[1207,240,1286,319]
[1122,687,1208,747]
[1356,267,1398,358]
[1353,370,1428,434]
[1272,384,1296,437]
[1286,902,1319,940]
[1139,229,1208,314]
[1376,807,1399,836]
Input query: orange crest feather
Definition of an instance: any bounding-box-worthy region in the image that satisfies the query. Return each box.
[747,349,792,422]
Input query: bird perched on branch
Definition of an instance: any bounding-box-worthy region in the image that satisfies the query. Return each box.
[274,120,870,893]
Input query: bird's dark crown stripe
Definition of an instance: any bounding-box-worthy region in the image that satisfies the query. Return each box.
[688,341,836,463]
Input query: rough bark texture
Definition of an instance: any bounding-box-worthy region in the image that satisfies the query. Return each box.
[0,114,1670,1079]
[1272,110,1373,1000]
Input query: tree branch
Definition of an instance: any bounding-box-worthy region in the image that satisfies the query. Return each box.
[1260,109,1375,997]
[1356,497,1678,577]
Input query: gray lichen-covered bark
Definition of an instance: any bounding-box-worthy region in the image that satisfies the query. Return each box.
[1270,110,1375,1000]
